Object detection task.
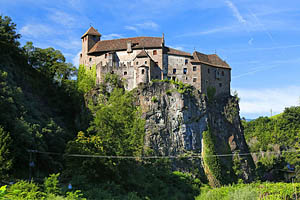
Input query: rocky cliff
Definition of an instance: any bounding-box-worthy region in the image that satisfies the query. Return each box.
[135,81,255,186]
[89,79,255,186]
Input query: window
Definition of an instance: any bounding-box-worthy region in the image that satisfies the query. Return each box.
[111,71,114,74]
[185,59,188,65]
[141,69,145,74]
[156,76,159,79]
[222,71,224,76]
[172,76,176,81]
[183,68,187,74]
[167,76,171,80]
[173,68,176,74]
[124,71,127,75]
[208,68,210,73]
[80,53,82,58]
[105,54,107,58]
[185,77,188,80]
[145,61,147,64]
[89,57,92,62]
[193,66,197,71]
[193,78,197,82]
[153,50,157,55]
[136,61,139,65]
[219,83,222,87]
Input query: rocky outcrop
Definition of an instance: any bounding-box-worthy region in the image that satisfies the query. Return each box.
[135,82,255,184]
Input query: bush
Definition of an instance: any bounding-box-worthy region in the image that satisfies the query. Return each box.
[44,173,60,195]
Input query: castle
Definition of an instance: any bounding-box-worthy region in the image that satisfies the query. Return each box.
[79,27,231,95]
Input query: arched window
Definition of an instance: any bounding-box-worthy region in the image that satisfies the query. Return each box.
[141,69,145,74]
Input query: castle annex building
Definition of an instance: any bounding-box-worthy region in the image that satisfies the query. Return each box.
[80,27,231,95]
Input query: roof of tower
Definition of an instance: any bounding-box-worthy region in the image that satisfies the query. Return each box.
[88,36,163,54]
[81,27,101,38]
[136,49,150,58]
[192,51,231,69]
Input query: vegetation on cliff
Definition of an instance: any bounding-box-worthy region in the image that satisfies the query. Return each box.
[243,106,300,181]
[202,126,223,187]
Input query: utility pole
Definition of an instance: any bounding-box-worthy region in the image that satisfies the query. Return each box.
[270,109,273,117]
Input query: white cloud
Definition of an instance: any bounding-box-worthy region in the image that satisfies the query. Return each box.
[20,24,54,38]
[248,38,254,45]
[177,26,235,37]
[236,86,300,117]
[125,26,138,32]
[53,39,81,50]
[124,21,159,32]
[49,10,76,27]
[168,45,184,51]
[136,21,159,30]
[102,33,123,40]
[225,0,246,24]
[72,51,81,68]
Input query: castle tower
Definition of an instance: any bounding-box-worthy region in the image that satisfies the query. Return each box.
[136,65,149,85]
[80,26,101,66]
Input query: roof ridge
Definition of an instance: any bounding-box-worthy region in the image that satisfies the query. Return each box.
[100,36,162,42]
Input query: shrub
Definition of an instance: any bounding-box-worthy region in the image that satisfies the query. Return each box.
[44,173,61,195]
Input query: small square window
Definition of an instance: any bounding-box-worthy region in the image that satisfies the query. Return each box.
[185,59,188,65]
[153,50,157,55]
[136,61,139,65]
[124,71,127,75]
[185,77,188,80]
[145,61,147,64]
[193,78,197,82]
[183,68,187,74]
[172,76,176,81]
[89,57,92,62]
[193,66,196,71]
[173,68,176,74]
[105,54,107,58]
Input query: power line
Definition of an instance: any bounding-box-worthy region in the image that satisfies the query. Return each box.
[27,149,300,160]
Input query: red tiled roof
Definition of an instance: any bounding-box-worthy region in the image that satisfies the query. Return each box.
[192,51,230,69]
[165,47,191,57]
[81,27,101,38]
[88,37,163,54]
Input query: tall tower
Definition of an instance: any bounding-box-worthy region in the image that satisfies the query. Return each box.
[80,26,101,66]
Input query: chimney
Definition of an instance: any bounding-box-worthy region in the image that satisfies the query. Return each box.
[127,41,132,53]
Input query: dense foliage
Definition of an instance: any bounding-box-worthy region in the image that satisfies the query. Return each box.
[77,64,96,93]
[243,106,300,181]
[0,15,82,179]
[196,182,300,200]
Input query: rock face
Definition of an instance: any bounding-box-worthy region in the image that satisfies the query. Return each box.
[136,82,255,183]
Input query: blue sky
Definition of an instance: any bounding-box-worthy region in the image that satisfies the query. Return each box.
[1,0,300,119]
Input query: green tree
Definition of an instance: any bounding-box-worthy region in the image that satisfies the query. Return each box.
[77,64,96,93]
[66,77,145,181]
[0,15,20,47]
[0,126,12,179]
[23,41,76,83]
